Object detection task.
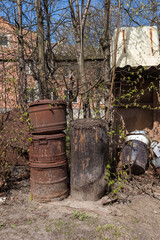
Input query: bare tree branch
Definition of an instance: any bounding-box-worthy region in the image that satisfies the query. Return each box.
[106,0,121,122]
[81,0,91,31]
[68,0,77,29]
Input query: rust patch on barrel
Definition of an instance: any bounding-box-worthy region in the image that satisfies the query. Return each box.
[74,132,78,152]
[95,128,98,143]
[82,159,85,171]
[82,157,90,171]
[79,131,86,151]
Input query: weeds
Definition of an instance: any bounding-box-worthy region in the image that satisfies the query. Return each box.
[54,220,63,227]
[53,218,77,237]
[11,224,16,228]
[96,223,130,240]
[72,211,92,221]
[0,224,4,229]
[46,223,53,232]
[105,163,128,199]
[96,224,122,237]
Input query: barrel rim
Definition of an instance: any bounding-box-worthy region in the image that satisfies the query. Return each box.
[28,105,66,114]
[29,99,66,107]
[125,134,150,146]
[70,118,107,129]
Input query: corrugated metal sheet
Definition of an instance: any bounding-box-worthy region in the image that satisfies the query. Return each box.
[111,26,160,68]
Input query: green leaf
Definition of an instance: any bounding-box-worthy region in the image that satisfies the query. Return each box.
[11,225,16,228]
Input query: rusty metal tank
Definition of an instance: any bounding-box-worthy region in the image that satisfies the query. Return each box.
[70,119,108,201]
[29,133,68,202]
[28,100,67,134]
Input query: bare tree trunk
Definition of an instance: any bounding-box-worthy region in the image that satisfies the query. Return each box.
[35,0,47,99]
[76,37,90,118]
[43,0,56,79]
[68,0,91,118]
[100,0,111,119]
[17,0,27,109]
[106,0,121,123]
[68,93,73,120]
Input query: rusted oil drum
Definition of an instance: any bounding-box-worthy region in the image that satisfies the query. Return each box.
[70,119,108,201]
[30,162,68,202]
[29,133,66,165]
[29,133,68,202]
[28,100,67,134]
[122,134,150,175]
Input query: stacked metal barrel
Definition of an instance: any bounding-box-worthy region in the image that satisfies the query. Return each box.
[28,100,68,202]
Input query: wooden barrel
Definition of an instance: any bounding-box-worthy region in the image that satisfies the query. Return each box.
[70,119,108,201]
[29,133,68,202]
[28,100,67,134]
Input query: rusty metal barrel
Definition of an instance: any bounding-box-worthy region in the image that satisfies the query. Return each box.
[122,134,150,175]
[28,100,67,134]
[29,133,66,164]
[29,133,68,202]
[70,119,108,201]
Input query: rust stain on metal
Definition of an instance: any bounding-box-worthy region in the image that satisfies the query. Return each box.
[95,128,98,143]
[74,134,78,151]
[85,157,90,169]
[79,131,85,151]
[122,30,126,54]
[149,29,154,56]
[82,157,90,171]
[82,159,85,171]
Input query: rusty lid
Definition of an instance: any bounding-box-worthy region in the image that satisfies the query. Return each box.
[29,99,66,107]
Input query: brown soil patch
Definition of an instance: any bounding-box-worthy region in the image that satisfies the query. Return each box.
[0,173,160,240]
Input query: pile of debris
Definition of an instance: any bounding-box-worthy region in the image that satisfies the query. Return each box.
[150,141,160,170]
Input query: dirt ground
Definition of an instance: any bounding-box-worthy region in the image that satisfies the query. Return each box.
[0,173,160,240]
